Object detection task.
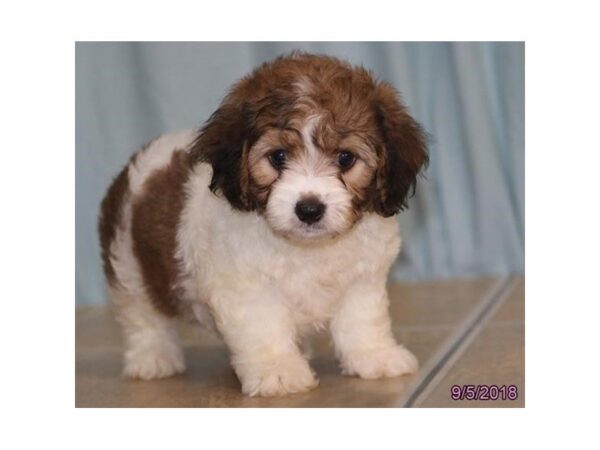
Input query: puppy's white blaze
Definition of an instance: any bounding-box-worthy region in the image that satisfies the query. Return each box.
[293,76,314,96]
[301,115,321,165]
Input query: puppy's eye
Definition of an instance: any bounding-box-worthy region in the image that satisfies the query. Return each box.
[268,149,288,169]
[337,150,356,170]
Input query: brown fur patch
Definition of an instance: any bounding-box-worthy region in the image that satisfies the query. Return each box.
[98,165,130,285]
[130,150,192,316]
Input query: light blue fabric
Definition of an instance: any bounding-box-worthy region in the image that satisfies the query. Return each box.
[76,42,524,305]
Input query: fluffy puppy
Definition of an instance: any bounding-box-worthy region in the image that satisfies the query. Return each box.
[99,52,428,397]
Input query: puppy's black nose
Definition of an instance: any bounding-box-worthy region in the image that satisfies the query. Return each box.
[295,197,325,224]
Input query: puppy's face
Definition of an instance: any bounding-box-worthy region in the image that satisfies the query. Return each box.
[191,53,428,241]
[247,113,379,240]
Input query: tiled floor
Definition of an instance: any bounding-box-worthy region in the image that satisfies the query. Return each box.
[75,276,524,407]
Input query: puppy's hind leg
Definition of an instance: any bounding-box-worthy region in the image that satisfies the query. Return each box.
[110,286,186,380]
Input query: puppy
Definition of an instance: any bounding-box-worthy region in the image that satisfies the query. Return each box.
[99,52,428,397]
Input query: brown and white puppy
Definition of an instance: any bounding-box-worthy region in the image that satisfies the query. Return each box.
[99,52,428,397]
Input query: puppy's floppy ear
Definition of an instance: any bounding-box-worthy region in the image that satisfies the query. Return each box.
[190,90,255,210]
[372,83,429,217]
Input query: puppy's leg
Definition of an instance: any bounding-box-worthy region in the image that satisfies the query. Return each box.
[330,277,418,379]
[211,285,318,397]
[110,286,185,380]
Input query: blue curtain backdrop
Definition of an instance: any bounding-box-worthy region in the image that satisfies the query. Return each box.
[76,42,524,305]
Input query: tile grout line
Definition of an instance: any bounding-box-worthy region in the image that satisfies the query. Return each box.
[402,276,516,407]
[409,278,517,407]
[409,277,518,407]
[396,276,516,407]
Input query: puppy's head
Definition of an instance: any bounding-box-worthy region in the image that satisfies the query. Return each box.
[191,52,428,241]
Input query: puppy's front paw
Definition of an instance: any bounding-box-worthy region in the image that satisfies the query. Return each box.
[123,344,186,380]
[238,355,319,397]
[340,346,418,379]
